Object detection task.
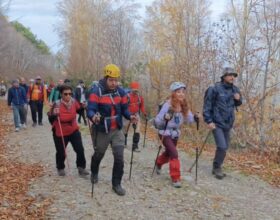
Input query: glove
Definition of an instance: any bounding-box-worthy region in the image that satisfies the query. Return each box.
[53,106,60,116]
[92,112,101,124]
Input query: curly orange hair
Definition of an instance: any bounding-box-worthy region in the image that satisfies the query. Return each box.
[170,93,189,117]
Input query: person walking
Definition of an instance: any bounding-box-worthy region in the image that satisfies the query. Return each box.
[203,67,242,179]
[48,84,89,177]
[154,82,199,188]
[27,76,47,127]
[75,80,88,125]
[7,79,28,131]
[125,81,147,152]
[87,64,137,196]
[49,79,64,105]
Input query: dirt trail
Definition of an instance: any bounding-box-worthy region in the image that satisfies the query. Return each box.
[5,110,280,220]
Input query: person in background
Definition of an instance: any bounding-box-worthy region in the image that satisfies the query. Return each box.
[0,80,7,97]
[125,81,147,152]
[27,76,47,127]
[7,79,28,131]
[49,79,64,105]
[47,81,55,98]
[75,80,88,125]
[19,77,29,123]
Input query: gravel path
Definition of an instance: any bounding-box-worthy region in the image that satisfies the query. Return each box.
[6,113,280,220]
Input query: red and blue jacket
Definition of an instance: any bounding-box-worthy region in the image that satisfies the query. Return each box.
[87,79,131,133]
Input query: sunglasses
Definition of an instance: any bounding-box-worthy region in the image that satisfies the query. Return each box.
[63,92,72,96]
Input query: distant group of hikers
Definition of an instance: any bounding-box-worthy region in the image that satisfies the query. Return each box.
[5,64,242,196]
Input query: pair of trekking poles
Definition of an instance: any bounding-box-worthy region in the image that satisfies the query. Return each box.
[151,113,211,184]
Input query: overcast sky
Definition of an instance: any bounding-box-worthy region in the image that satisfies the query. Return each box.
[6,0,227,53]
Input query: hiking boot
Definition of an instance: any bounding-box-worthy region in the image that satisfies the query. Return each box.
[133,147,141,153]
[155,164,161,175]
[78,167,89,176]
[15,127,20,132]
[57,169,66,176]
[172,180,182,188]
[212,167,226,179]
[90,174,98,184]
[112,185,126,196]
[32,123,37,127]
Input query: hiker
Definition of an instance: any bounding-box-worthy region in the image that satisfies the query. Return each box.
[27,76,47,127]
[19,77,29,94]
[125,81,147,152]
[47,81,55,98]
[19,77,29,123]
[7,79,28,131]
[0,80,7,97]
[48,84,89,177]
[90,81,99,90]
[49,79,63,105]
[87,64,137,196]
[203,67,242,179]
[154,82,199,188]
[75,80,88,125]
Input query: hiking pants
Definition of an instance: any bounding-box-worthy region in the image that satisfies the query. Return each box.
[12,104,26,128]
[77,107,87,124]
[156,135,180,181]
[53,130,86,170]
[90,129,125,186]
[212,127,231,168]
[30,100,43,124]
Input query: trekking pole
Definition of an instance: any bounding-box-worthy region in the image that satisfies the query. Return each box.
[87,112,101,198]
[125,121,131,146]
[152,120,169,177]
[195,147,198,184]
[129,123,137,181]
[142,117,148,148]
[85,117,95,198]
[57,116,71,177]
[188,131,211,173]
[194,113,199,131]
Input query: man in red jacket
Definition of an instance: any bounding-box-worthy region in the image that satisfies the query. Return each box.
[49,84,89,176]
[126,82,147,152]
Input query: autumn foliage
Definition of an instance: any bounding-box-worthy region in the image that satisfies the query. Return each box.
[0,101,52,219]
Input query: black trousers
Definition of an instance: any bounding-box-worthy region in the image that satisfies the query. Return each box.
[30,100,43,123]
[53,130,86,170]
[77,107,87,124]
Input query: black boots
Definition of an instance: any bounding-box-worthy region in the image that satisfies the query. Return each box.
[112,185,126,196]
[212,167,226,179]
[213,148,227,179]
